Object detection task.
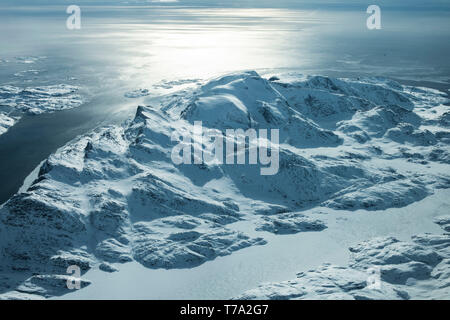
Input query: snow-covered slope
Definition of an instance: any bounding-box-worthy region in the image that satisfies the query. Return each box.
[0,71,449,299]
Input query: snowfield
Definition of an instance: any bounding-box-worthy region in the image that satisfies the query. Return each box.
[237,216,450,300]
[0,71,449,299]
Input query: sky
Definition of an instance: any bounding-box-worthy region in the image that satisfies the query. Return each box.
[1,0,449,9]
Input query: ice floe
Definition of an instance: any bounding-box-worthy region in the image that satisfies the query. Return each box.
[124,89,150,98]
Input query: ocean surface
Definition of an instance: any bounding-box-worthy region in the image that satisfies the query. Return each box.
[0,5,449,203]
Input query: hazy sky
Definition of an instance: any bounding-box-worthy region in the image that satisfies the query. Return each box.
[1,0,450,9]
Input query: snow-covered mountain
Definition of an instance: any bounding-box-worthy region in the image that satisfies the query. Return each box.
[0,71,449,299]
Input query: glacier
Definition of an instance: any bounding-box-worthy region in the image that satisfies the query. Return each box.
[0,70,449,299]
